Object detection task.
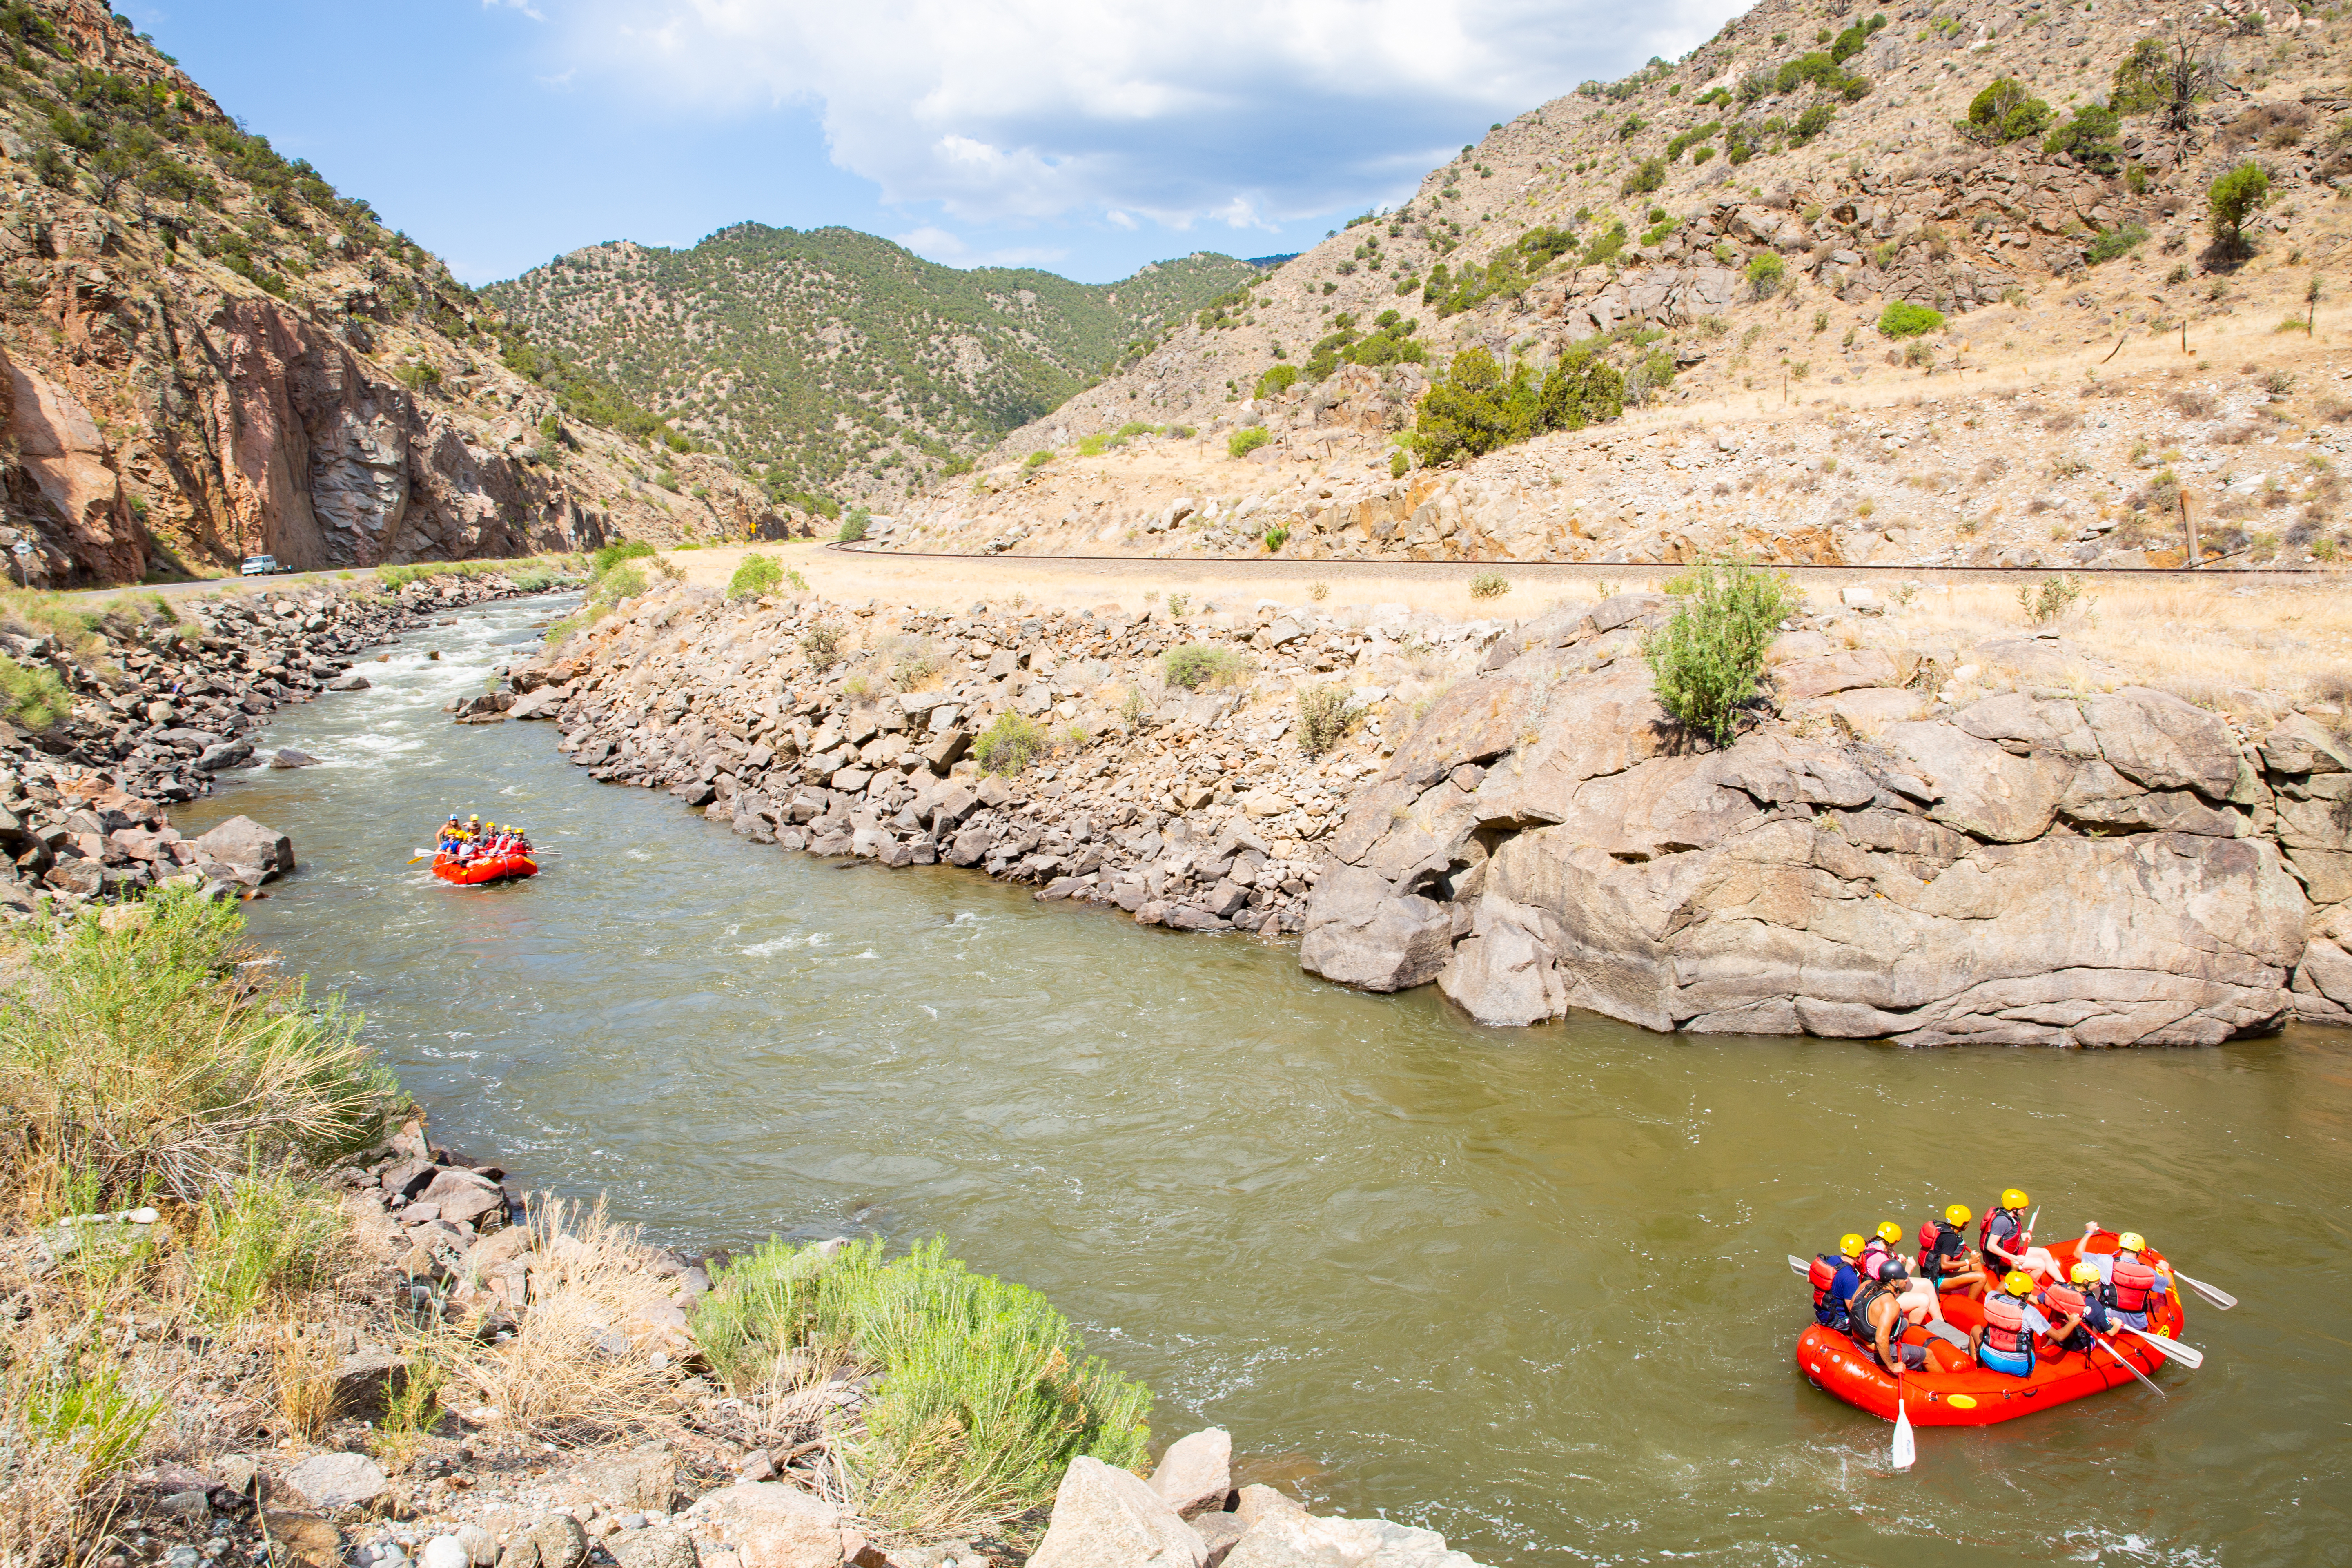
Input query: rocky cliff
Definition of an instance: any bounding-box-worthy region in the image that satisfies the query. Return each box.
[1298,593,2352,1044]
[0,0,780,586]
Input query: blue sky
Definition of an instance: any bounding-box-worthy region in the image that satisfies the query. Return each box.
[138,0,1748,287]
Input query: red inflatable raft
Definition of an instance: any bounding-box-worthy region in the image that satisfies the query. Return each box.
[1797,1235,2187,1426]
[432,851,538,886]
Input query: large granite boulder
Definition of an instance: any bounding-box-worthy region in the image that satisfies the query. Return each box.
[1302,610,2310,1047]
[1027,1456,1206,1568]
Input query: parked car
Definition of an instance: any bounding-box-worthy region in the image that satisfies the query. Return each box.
[240,555,283,576]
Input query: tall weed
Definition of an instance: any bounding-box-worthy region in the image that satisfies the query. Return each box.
[190,1167,346,1324]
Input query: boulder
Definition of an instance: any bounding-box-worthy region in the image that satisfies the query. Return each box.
[194,815,295,883]
[2086,686,2243,798]
[1298,866,1456,992]
[605,1533,698,1568]
[1027,1456,1207,1568]
[325,672,372,691]
[493,1514,588,1568]
[261,1513,343,1568]
[269,748,320,769]
[284,1452,388,1512]
[679,1482,855,1568]
[1772,649,1899,702]
[1149,1428,1233,1519]
[1222,1512,1480,1568]
[2259,713,2352,775]
[509,687,565,721]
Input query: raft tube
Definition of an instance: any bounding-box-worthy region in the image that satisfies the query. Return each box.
[431,851,538,886]
[1797,1236,2188,1427]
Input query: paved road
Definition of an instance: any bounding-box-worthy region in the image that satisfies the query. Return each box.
[60,566,390,606]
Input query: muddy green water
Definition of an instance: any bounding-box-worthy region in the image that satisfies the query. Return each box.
[180,597,2352,1567]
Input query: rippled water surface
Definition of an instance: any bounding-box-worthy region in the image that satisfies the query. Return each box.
[180,596,2352,1566]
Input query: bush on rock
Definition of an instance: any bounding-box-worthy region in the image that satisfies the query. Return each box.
[1640,555,1798,746]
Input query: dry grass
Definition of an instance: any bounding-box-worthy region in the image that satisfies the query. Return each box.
[441,1196,677,1442]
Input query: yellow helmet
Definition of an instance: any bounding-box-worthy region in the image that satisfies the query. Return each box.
[1945,1204,1972,1226]
[2118,1232,2145,1252]
[2071,1261,2101,1285]
[2001,1188,2030,1210]
[1839,1233,1865,1259]
[1875,1221,1902,1245]
[2002,1270,2035,1296]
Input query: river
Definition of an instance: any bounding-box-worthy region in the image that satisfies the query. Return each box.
[177,594,2352,1567]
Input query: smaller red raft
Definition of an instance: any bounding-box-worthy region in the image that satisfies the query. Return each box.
[1796,1235,2187,1427]
[431,851,538,886]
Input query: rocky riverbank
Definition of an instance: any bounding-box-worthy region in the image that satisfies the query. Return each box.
[510,572,2352,1045]
[0,565,573,919]
[517,584,1499,940]
[44,1105,1487,1568]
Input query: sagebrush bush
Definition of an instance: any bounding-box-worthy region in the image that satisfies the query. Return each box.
[1640,556,1798,745]
[1469,571,1510,600]
[1296,684,1353,757]
[1162,644,1249,690]
[1227,426,1272,459]
[0,890,397,1212]
[1960,77,2053,145]
[727,552,783,600]
[692,1236,1152,1537]
[0,655,71,729]
[800,621,846,671]
[1878,301,1945,339]
[837,508,871,543]
[1409,347,1624,466]
[190,1166,346,1325]
[973,712,1045,775]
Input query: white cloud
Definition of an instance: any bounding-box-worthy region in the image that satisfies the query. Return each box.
[546,0,1748,227]
[894,225,969,262]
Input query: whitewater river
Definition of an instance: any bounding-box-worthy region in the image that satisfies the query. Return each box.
[178,595,2352,1567]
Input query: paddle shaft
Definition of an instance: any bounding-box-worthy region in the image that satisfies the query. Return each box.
[2175,1269,2238,1310]
[2090,1332,2167,1398]
[2118,1323,2204,1369]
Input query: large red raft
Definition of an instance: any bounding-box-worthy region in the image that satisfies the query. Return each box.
[431,851,538,886]
[1797,1235,2188,1426]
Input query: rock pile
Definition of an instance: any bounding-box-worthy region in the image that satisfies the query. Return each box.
[1301,596,2352,1042]
[527,588,1497,938]
[0,568,561,918]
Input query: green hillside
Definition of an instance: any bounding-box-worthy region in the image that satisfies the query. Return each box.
[485,225,1258,508]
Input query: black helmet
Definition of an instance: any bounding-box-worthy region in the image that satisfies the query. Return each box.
[1881,1257,1909,1279]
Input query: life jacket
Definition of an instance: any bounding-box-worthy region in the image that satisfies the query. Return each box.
[2040,1283,2089,1323]
[1917,1219,1964,1277]
[1846,1279,1897,1349]
[1809,1254,1848,1323]
[1982,1292,2034,1356]
[1858,1238,1893,1280]
[1979,1205,2027,1265]
[2105,1256,2159,1315]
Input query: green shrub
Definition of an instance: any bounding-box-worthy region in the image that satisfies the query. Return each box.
[0,655,71,729]
[1960,77,2053,145]
[22,1361,164,1486]
[727,552,783,599]
[592,539,656,576]
[1746,252,1787,298]
[1620,157,1666,197]
[1390,448,1410,479]
[691,1236,1151,1537]
[973,711,1047,775]
[1580,222,1629,268]
[2017,574,2090,626]
[1228,426,1272,459]
[1829,13,1886,62]
[0,889,396,1210]
[1410,346,1624,467]
[2086,222,2150,265]
[395,360,442,392]
[1254,365,1299,399]
[1639,555,1799,745]
[1262,528,1290,552]
[1163,643,1249,690]
[1296,684,1354,757]
[1468,571,1510,601]
[837,508,871,543]
[190,1165,346,1325]
[2045,102,2122,174]
[2208,161,2270,253]
[590,564,648,606]
[1024,450,1054,468]
[1878,301,1946,338]
[1792,102,1838,144]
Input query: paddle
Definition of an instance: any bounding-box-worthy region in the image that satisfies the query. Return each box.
[1891,1366,1916,1471]
[2117,1324,2204,1369]
[2173,1270,2238,1311]
[2090,1332,2167,1399]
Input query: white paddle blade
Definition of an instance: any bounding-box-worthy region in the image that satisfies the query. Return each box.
[1891,1401,1916,1470]
[1787,1255,1812,1277]
[2178,1271,2238,1310]
[2120,1325,2205,1369]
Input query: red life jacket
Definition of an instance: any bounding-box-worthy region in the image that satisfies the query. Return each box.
[1808,1254,1842,1311]
[2107,1256,2159,1314]
[1979,1205,2027,1265]
[1917,1219,1964,1276]
[2040,1283,2088,1321]
[1983,1292,2033,1355]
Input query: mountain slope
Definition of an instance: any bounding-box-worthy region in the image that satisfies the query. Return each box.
[485,226,1261,509]
[0,0,780,586]
[885,0,2352,573]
